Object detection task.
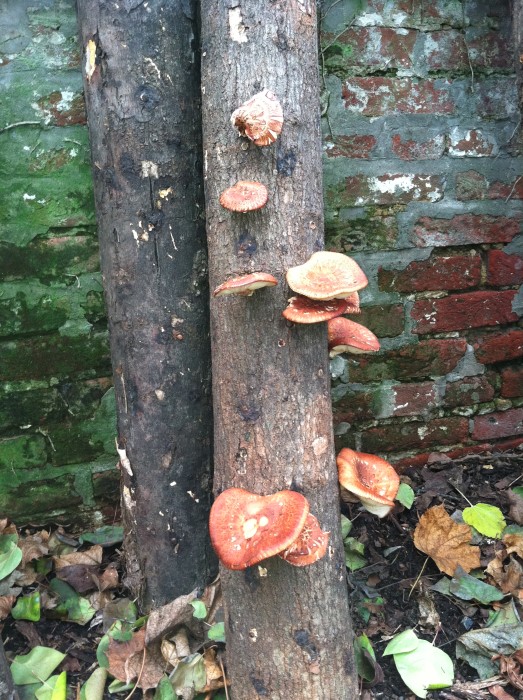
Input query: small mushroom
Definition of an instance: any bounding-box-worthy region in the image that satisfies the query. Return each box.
[337,448,400,518]
[209,488,310,570]
[278,513,330,566]
[231,89,284,146]
[219,180,268,213]
[286,251,368,301]
[213,273,278,297]
[327,317,380,357]
[282,295,351,324]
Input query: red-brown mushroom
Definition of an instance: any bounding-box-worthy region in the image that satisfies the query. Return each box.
[282,295,351,323]
[230,89,284,146]
[213,273,278,297]
[219,181,268,213]
[278,513,330,566]
[327,317,380,357]
[286,251,368,300]
[337,448,400,518]
[209,488,310,570]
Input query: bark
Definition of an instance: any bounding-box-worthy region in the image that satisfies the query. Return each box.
[76,0,216,610]
[200,2,357,698]
[0,636,18,700]
[514,0,523,112]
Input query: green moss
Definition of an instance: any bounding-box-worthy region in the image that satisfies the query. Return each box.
[0,435,48,474]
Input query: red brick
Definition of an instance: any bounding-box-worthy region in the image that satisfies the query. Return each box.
[449,129,497,157]
[342,78,455,116]
[333,27,417,70]
[456,171,488,201]
[425,30,468,71]
[361,417,469,453]
[444,375,496,407]
[379,255,482,293]
[412,214,520,247]
[487,250,523,286]
[357,305,404,338]
[344,173,444,205]
[473,330,523,364]
[325,135,377,159]
[391,134,445,161]
[467,30,514,70]
[488,178,523,200]
[391,382,437,417]
[500,366,523,398]
[476,79,519,119]
[333,391,375,424]
[393,437,523,471]
[472,408,523,440]
[349,339,467,383]
[412,290,518,334]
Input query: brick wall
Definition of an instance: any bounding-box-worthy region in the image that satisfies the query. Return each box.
[322,0,523,467]
[0,1,117,524]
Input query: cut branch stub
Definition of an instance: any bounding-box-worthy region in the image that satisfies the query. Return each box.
[213,272,278,297]
[286,251,368,300]
[209,488,310,570]
[219,180,268,212]
[337,448,400,518]
[230,89,284,146]
[327,317,380,357]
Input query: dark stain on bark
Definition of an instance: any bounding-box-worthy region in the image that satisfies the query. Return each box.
[244,565,261,591]
[237,402,261,422]
[276,148,297,176]
[293,628,319,662]
[249,674,269,696]
[236,231,258,257]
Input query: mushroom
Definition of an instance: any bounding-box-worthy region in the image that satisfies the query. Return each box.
[286,251,368,300]
[230,90,284,146]
[219,181,268,213]
[337,448,400,518]
[278,513,330,566]
[213,273,278,297]
[344,292,361,315]
[209,488,309,570]
[282,295,352,324]
[327,317,380,357]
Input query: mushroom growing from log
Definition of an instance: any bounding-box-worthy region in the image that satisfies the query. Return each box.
[230,89,284,146]
[213,273,278,297]
[286,251,368,300]
[278,513,330,566]
[327,317,380,357]
[219,180,268,213]
[282,295,352,324]
[337,448,400,518]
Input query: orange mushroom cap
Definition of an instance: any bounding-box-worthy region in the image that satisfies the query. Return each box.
[230,90,284,147]
[219,181,268,213]
[213,273,278,297]
[209,488,310,570]
[282,295,351,324]
[327,317,380,357]
[286,252,368,301]
[337,448,400,518]
[278,513,330,566]
[344,292,361,315]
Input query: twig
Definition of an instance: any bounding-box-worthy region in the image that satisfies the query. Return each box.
[461,3,475,93]
[123,646,147,700]
[0,120,42,134]
[451,484,473,507]
[408,556,429,598]
[219,656,230,700]
[505,175,522,202]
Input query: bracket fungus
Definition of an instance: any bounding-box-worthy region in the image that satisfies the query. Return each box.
[219,180,268,213]
[213,272,278,297]
[230,89,284,146]
[337,448,400,518]
[282,295,351,324]
[278,513,330,566]
[286,251,368,301]
[327,317,380,357]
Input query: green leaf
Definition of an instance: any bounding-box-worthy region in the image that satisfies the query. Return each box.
[456,621,523,679]
[504,524,523,536]
[153,677,177,700]
[190,600,207,620]
[170,654,207,695]
[340,514,352,539]
[344,537,366,571]
[393,640,454,698]
[208,621,226,643]
[449,568,505,605]
[12,590,41,621]
[11,647,66,686]
[462,503,506,539]
[79,526,124,546]
[383,629,419,656]
[396,483,415,509]
[49,579,95,625]
[0,536,22,580]
[107,679,134,694]
[35,671,67,700]
[80,668,107,700]
[96,635,110,669]
[512,486,523,499]
[430,577,452,596]
[354,634,377,682]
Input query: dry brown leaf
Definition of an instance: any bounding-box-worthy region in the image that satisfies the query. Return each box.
[0,595,16,620]
[145,591,197,645]
[413,504,481,576]
[0,520,17,536]
[160,639,179,669]
[99,563,119,591]
[53,544,103,570]
[19,530,49,566]
[507,490,523,525]
[201,648,225,692]
[486,536,523,595]
[56,564,101,592]
[504,534,523,558]
[106,627,166,690]
[489,685,516,700]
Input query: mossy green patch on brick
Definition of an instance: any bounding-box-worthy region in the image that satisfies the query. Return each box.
[325,211,398,252]
[0,474,83,521]
[0,434,48,474]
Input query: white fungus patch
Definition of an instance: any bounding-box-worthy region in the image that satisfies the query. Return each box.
[229,7,248,43]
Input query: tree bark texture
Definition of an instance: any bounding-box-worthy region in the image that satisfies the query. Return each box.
[0,636,18,700]
[76,0,216,610]
[514,0,523,112]
[200,2,357,698]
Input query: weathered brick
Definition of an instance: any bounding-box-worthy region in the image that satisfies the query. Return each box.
[467,29,514,70]
[351,0,463,30]
[342,78,455,116]
[455,171,488,201]
[425,30,468,71]
[393,437,523,471]
[487,250,523,286]
[475,79,519,119]
[472,408,523,440]
[444,374,496,407]
[357,304,404,338]
[333,390,375,424]
[379,254,482,293]
[36,91,87,127]
[0,435,48,472]
[361,416,469,453]
[449,129,497,157]
[325,27,417,72]
[0,236,100,281]
[348,339,467,383]
[412,290,519,334]
[473,329,523,364]
[500,366,523,398]
[344,173,444,205]
[412,214,520,247]
[324,135,377,159]
[488,178,523,200]
[325,207,398,252]
[391,133,445,161]
[390,381,437,416]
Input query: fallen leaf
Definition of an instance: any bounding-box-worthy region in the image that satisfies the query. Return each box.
[53,545,103,570]
[413,505,481,576]
[19,531,49,566]
[56,564,101,593]
[493,653,523,691]
[462,503,506,539]
[106,627,165,690]
[0,594,16,620]
[507,490,523,525]
[504,534,523,558]
[489,685,516,700]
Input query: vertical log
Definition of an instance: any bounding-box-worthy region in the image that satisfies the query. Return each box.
[514,0,523,112]
[76,0,216,609]
[200,2,357,698]
[0,636,18,700]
